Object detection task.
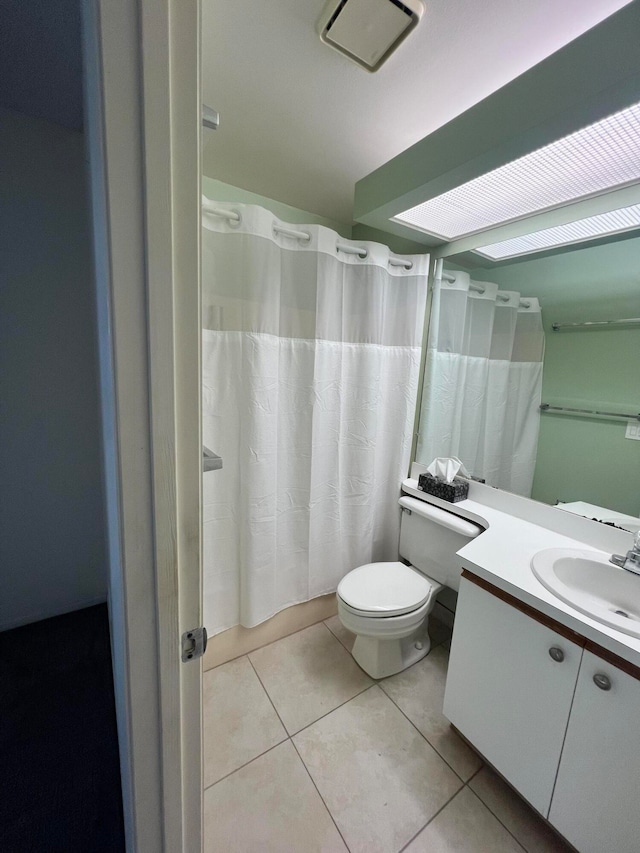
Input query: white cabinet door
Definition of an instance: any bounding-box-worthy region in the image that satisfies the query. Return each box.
[444,577,583,816]
[549,650,640,853]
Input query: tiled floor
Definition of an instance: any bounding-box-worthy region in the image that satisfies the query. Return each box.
[203,613,573,853]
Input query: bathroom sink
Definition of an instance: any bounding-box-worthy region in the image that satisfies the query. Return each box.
[531,548,640,639]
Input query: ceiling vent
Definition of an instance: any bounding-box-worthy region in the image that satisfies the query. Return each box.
[318,0,425,72]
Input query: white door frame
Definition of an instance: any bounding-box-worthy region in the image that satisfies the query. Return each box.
[82,1,202,851]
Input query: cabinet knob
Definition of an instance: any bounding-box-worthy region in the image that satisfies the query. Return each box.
[549,646,565,663]
[593,673,611,691]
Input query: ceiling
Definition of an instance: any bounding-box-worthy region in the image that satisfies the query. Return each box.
[202,0,632,224]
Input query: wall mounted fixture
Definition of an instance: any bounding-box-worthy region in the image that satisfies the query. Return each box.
[202,105,219,130]
[474,203,640,260]
[540,404,640,423]
[317,0,424,72]
[352,4,640,263]
[551,317,640,332]
[394,100,640,242]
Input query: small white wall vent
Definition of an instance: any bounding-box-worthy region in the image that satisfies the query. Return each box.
[318,0,425,72]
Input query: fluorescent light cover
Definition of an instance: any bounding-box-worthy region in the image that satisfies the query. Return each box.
[475,204,640,260]
[394,101,640,240]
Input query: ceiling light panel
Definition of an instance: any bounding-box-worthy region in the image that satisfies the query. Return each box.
[474,204,640,260]
[394,101,640,240]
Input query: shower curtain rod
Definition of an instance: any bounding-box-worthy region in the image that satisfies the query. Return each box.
[441,271,530,308]
[202,201,414,269]
[540,403,640,422]
[551,317,640,331]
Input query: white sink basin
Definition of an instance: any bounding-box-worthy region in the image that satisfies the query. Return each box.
[531,548,640,639]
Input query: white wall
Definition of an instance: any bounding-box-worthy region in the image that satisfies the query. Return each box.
[0,108,107,630]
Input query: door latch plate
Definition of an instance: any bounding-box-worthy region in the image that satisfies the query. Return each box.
[181,626,208,662]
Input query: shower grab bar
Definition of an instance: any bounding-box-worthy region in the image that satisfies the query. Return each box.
[441,272,530,308]
[540,404,640,422]
[551,318,640,331]
[389,257,414,270]
[273,224,311,242]
[336,242,368,259]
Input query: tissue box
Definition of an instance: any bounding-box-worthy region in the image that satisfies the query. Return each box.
[418,473,469,503]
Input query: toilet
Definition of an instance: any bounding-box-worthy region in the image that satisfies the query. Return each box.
[337,494,483,678]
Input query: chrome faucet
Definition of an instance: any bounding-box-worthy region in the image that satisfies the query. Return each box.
[610,531,640,576]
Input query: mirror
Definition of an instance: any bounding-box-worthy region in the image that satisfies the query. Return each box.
[414,234,640,528]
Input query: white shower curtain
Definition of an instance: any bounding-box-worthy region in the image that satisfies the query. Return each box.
[202,200,428,635]
[416,269,544,496]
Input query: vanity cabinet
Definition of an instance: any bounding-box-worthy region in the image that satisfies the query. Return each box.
[443,576,583,816]
[549,650,640,853]
[444,573,640,853]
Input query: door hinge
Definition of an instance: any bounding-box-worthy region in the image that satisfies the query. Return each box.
[181,626,208,662]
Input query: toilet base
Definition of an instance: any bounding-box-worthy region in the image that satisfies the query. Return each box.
[351,620,432,679]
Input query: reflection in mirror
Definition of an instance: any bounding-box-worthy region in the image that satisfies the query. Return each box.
[415,236,640,526]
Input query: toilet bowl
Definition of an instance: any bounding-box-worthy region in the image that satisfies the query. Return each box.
[337,494,482,678]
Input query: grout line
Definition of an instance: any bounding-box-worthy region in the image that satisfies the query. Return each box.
[377,682,467,785]
[464,772,540,853]
[290,737,352,852]
[323,618,354,652]
[203,657,292,793]
[246,620,378,735]
[205,610,337,672]
[246,655,289,733]
[463,788,528,853]
[202,737,288,792]
[204,647,253,671]
[463,763,484,787]
[206,609,451,671]
[319,619,358,653]
[213,654,369,850]
[397,786,463,852]
[430,631,452,651]
[247,651,376,738]
[290,683,378,738]
[247,648,376,737]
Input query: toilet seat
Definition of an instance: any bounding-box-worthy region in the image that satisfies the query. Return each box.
[337,561,435,618]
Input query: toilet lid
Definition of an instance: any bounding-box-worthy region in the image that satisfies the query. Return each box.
[337,562,434,617]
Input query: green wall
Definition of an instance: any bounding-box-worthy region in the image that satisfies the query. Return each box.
[471,237,640,516]
[352,223,431,257]
[202,176,352,238]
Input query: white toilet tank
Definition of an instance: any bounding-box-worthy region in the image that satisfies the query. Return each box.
[398,495,483,591]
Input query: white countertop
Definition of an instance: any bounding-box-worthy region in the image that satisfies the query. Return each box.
[556,501,640,534]
[402,478,640,667]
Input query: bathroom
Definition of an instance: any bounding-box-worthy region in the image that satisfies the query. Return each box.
[199,2,640,852]
[2,1,639,851]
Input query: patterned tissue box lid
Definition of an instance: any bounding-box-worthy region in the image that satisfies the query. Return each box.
[417,473,469,503]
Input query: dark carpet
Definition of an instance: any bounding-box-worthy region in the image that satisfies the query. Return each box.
[0,604,126,852]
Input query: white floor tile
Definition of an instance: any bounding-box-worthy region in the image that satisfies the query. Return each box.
[294,686,462,853]
[204,740,347,852]
[203,656,286,787]
[404,787,523,853]
[470,766,573,853]
[249,623,372,734]
[380,645,482,781]
[429,613,453,647]
[324,615,355,652]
